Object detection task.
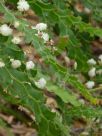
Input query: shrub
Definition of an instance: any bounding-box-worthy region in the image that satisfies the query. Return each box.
[0,0,102,136]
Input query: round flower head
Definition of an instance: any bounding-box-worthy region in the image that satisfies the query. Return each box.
[41,32,49,42]
[26,61,35,70]
[0,61,5,68]
[17,0,30,12]
[11,60,21,69]
[98,54,102,65]
[0,24,13,36]
[88,67,96,78]
[85,81,95,89]
[96,69,102,75]
[74,61,77,70]
[87,58,96,65]
[10,58,14,62]
[35,23,47,31]
[14,21,20,28]
[99,54,102,61]
[79,99,85,105]
[12,36,21,44]
[84,7,91,14]
[35,78,46,89]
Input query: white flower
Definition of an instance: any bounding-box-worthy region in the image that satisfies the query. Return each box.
[88,67,96,77]
[85,81,95,89]
[50,39,54,45]
[17,0,30,12]
[87,58,96,65]
[12,36,21,44]
[84,7,91,14]
[0,24,13,36]
[52,47,58,51]
[96,69,102,75]
[81,132,89,136]
[98,54,102,65]
[35,23,47,31]
[79,99,85,105]
[35,78,46,89]
[26,61,35,70]
[10,58,14,62]
[14,21,20,28]
[41,32,49,42]
[0,61,5,68]
[99,54,102,61]
[11,60,21,69]
[74,61,77,70]
[51,109,57,113]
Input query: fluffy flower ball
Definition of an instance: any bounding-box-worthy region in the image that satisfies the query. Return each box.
[0,24,13,36]
[35,78,46,89]
[12,36,21,44]
[35,23,47,31]
[17,0,30,12]
[41,32,49,42]
[87,58,96,65]
[14,21,20,28]
[98,54,102,65]
[84,7,91,14]
[86,81,95,89]
[26,61,35,70]
[74,61,77,70]
[11,60,21,69]
[0,61,5,68]
[99,54,102,61]
[88,67,96,78]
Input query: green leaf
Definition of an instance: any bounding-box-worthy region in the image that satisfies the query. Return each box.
[47,84,80,106]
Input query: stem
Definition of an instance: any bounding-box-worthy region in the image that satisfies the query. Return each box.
[90,86,102,92]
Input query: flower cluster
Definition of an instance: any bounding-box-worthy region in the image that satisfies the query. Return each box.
[85,55,102,89]
[10,58,47,88]
[1,0,101,94]
[0,3,48,90]
[32,23,49,43]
